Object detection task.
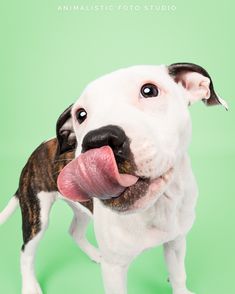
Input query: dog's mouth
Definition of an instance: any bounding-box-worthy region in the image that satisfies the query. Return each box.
[101,167,173,212]
[57,145,172,210]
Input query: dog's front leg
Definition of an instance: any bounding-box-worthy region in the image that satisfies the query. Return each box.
[163,236,195,294]
[101,260,128,294]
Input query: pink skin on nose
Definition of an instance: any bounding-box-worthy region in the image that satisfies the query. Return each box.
[57,146,139,202]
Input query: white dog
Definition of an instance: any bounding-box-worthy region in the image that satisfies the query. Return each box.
[0,63,227,294]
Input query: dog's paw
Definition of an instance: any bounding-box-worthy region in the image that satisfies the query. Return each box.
[89,248,102,264]
[22,281,43,294]
[173,289,195,294]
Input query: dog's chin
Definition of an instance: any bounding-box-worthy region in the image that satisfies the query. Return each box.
[101,168,173,213]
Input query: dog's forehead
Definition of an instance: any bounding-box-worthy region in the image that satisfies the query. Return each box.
[84,65,169,93]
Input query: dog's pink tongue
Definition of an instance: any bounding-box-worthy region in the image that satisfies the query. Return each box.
[57,146,138,202]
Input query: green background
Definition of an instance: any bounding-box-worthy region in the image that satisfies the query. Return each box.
[0,0,234,293]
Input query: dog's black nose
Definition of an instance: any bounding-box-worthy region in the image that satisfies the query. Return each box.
[82,125,130,160]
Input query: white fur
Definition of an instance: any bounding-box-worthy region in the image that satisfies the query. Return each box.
[70,65,204,293]
[65,199,102,263]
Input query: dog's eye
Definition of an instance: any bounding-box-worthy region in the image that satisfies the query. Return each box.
[140,83,159,98]
[76,108,87,124]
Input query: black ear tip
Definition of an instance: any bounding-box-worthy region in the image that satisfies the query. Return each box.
[56,134,76,155]
[56,103,76,155]
[58,142,76,154]
[168,62,228,109]
[168,62,210,79]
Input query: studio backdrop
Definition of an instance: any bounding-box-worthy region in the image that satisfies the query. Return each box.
[0,1,234,293]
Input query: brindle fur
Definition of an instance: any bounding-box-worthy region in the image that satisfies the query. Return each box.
[17,131,142,248]
[17,138,93,249]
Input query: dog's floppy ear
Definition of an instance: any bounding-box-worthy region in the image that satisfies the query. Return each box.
[56,104,76,154]
[168,62,228,110]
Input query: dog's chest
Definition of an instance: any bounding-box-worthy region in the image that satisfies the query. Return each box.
[94,188,183,256]
[135,193,181,247]
[142,197,177,232]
